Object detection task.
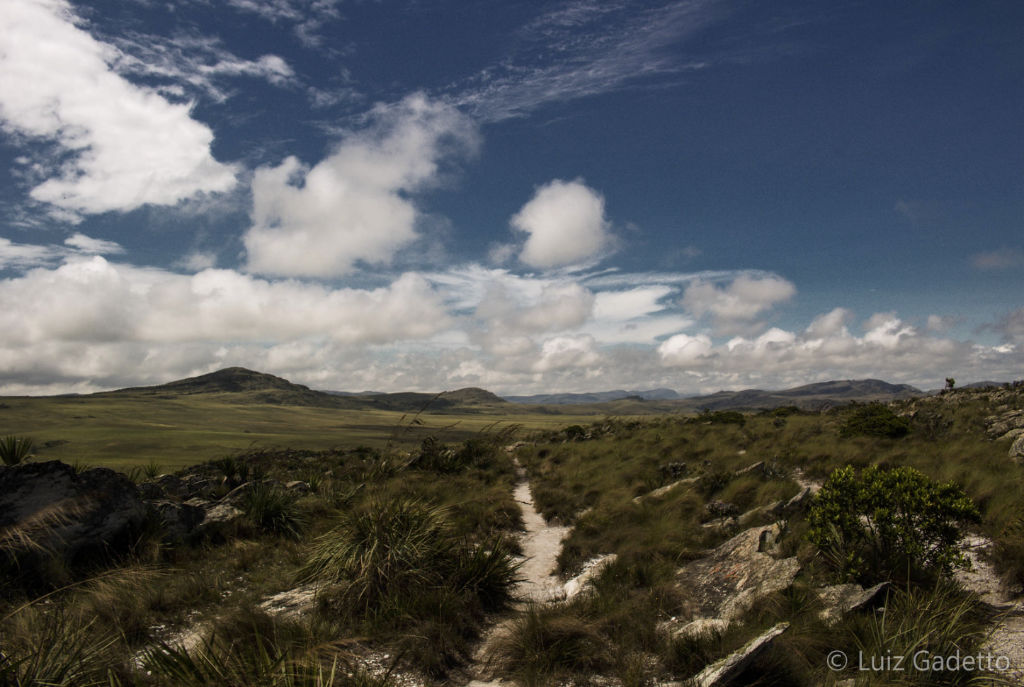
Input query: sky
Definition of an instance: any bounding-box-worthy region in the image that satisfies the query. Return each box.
[0,0,1022,396]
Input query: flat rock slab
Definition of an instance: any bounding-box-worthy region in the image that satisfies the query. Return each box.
[815,582,889,626]
[674,524,800,623]
[690,622,789,687]
[562,553,617,600]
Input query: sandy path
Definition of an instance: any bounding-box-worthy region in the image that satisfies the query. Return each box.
[513,477,570,602]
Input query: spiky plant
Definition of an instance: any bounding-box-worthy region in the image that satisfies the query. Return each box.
[0,435,35,466]
[240,482,306,539]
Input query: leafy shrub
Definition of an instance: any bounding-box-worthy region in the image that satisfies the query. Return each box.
[0,435,35,466]
[807,465,980,584]
[839,403,910,439]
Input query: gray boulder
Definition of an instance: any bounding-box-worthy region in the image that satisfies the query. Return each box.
[815,582,889,626]
[689,622,789,687]
[1011,434,1024,463]
[674,524,800,625]
[0,460,146,565]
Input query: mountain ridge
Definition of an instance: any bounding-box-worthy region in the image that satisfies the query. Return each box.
[99,368,930,412]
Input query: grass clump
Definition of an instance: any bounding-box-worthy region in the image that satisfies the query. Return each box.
[240,482,306,539]
[487,603,615,687]
[302,496,520,676]
[0,435,35,466]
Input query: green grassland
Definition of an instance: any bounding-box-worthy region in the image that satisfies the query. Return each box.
[0,392,609,469]
[2,381,1022,685]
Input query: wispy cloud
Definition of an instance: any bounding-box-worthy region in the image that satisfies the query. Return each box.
[109,32,297,103]
[223,0,342,47]
[453,0,722,121]
[970,248,1024,270]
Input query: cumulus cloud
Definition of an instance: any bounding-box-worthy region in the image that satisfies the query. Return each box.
[0,0,238,214]
[511,179,614,269]
[658,332,713,365]
[0,257,450,346]
[681,274,796,334]
[533,335,600,372]
[244,93,478,277]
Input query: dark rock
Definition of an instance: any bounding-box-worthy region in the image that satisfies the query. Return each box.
[659,462,688,480]
[705,500,739,518]
[0,460,146,566]
[149,500,205,542]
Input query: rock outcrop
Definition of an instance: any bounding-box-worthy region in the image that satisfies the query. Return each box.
[688,622,789,687]
[669,524,800,638]
[0,460,146,565]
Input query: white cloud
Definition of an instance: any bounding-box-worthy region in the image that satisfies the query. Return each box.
[681,274,796,333]
[64,233,124,255]
[658,333,713,365]
[0,0,238,214]
[244,93,478,277]
[476,282,595,335]
[0,257,451,346]
[0,238,62,270]
[176,251,218,272]
[533,334,600,372]
[111,33,297,103]
[457,0,716,121]
[225,0,341,46]
[511,179,614,269]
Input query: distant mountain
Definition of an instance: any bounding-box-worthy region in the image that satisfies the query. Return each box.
[502,379,921,410]
[113,367,309,395]
[504,388,681,404]
[683,379,921,411]
[106,368,509,413]
[99,369,921,413]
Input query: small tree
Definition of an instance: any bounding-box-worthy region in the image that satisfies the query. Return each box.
[808,465,980,584]
[945,377,956,391]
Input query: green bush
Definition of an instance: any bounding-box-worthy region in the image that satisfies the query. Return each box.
[839,403,910,439]
[807,465,980,584]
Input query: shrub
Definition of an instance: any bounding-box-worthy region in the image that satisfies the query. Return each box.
[839,403,910,439]
[807,465,980,584]
[696,410,746,426]
[0,435,35,466]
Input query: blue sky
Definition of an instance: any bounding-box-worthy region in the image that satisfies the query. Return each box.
[0,0,1022,395]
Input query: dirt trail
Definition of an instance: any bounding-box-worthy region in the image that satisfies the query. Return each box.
[512,474,570,602]
[463,458,573,687]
